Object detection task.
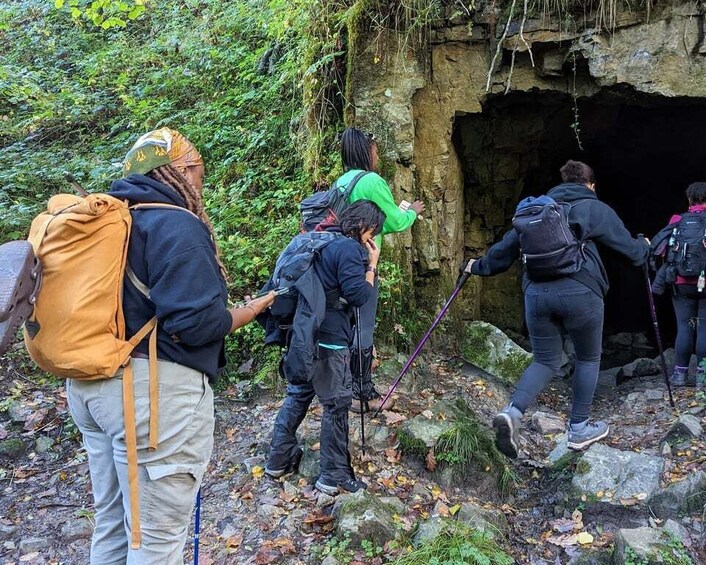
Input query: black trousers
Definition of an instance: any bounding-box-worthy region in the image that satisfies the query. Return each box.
[672,284,706,367]
[511,278,604,424]
[267,347,354,483]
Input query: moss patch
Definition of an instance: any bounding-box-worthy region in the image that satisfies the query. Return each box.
[575,459,592,476]
[398,429,429,458]
[496,350,532,385]
[461,323,493,368]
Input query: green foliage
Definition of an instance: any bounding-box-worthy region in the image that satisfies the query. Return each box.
[54,0,146,28]
[392,521,513,565]
[434,399,517,495]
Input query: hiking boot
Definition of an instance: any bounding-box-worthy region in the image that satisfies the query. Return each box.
[315,476,367,496]
[669,366,688,387]
[350,395,394,414]
[567,420,609,451]
[265,447,303,479]
[492,404,522,459]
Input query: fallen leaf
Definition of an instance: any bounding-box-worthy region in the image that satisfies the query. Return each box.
[425,450,437,472]
[449,503,461,516]
[421,410,434,419]
[382,411,407,425]
[251,466,265,479]
[225,533,243,548]
[577,532,594,545]
[310,442,320,451]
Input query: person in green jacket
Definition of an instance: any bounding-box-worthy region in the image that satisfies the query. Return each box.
[336,127,425,412]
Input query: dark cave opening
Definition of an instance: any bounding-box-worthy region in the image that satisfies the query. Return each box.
[454,87,706,353]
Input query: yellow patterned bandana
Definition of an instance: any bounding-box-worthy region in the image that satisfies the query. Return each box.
[122,127,204,177]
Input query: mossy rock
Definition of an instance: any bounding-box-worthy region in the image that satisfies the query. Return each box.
[0,438,26,460]
[461,321,533,385]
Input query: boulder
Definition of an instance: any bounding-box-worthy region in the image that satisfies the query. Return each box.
[350,423,394,451]
[661,414,702,445]
[531,411,565,435]
[650,470,706,518]
[571,444,664,505]
[461,321,533,385]
[397,399,458,454]
[298,441,320,480]
[618,358,660,379]
[413,516,446,546]
[333,490,398,548]
[614,526,690,565]
[457,502,508,537]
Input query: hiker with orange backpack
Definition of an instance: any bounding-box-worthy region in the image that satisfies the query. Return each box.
[31,128,274,564]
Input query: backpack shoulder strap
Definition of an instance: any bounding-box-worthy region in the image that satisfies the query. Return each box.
[130,202,201,220]
[339,171,371,200]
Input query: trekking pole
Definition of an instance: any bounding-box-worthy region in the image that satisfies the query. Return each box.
[638,234,675,408]
[373,271,471,418]
[193,487,201,565]
[353,306,366,453]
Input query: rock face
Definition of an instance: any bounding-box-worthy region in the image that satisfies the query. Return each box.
[571,444,664,505]
[332,490,398,548]
[460,321,533,384]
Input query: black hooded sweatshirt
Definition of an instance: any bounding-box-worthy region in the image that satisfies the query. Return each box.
[471,183,649,297]
[110,174,231,379]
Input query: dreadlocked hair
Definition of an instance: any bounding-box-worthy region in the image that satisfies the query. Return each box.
[146,164,228,280]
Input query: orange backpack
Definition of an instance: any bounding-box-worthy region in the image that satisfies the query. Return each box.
[24,192,187,549]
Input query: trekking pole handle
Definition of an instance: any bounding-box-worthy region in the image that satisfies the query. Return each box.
[65,173,89,197]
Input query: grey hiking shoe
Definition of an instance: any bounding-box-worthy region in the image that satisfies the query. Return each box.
[492,404,522,459]
[670,367,688,387]
[567,420,609,451]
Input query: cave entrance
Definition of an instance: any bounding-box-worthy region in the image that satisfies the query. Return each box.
[453,87,706,362]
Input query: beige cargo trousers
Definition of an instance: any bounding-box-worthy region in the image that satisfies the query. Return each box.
[67,358,214,564]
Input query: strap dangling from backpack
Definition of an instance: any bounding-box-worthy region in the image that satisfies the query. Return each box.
[122,360,142,549]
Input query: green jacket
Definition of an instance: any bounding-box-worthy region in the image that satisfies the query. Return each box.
[337,169,416,246]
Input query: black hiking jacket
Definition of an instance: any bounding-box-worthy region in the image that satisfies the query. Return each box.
[471,183,649,297]
[110,174,231,379]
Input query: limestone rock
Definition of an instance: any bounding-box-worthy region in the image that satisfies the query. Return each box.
[379,496,405,514]
[613,526,684,565]
[413,516,445,546]
[242,456,264,474]
[547,434,572,466]
[531,411,565,435]
[461,321,533,384]
[398,400,457,451]
[35,435,54,454]
[298,446,320,480]
[650,470,706,518]
[619,358,659,378]
[61,519,93,542]
[571,444,664,505]
[0,523,17,541]
[662,414,702,445]
[19,537,51,554]
[333,490,397,548]
[457,502,508,536]
[350,423,393,451]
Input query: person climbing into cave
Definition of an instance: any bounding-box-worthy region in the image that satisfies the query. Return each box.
[650,181,706,388]
[265,200,386,495]
[463,160,649,457]
[334,127,425,413]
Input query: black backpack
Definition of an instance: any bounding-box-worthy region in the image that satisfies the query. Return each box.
[260,231,343,343]
[666,212,706,277]
[512,195,585,281]
[299,171,370,231]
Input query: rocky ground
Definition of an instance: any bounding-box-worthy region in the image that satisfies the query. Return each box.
[1,330,705,564]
